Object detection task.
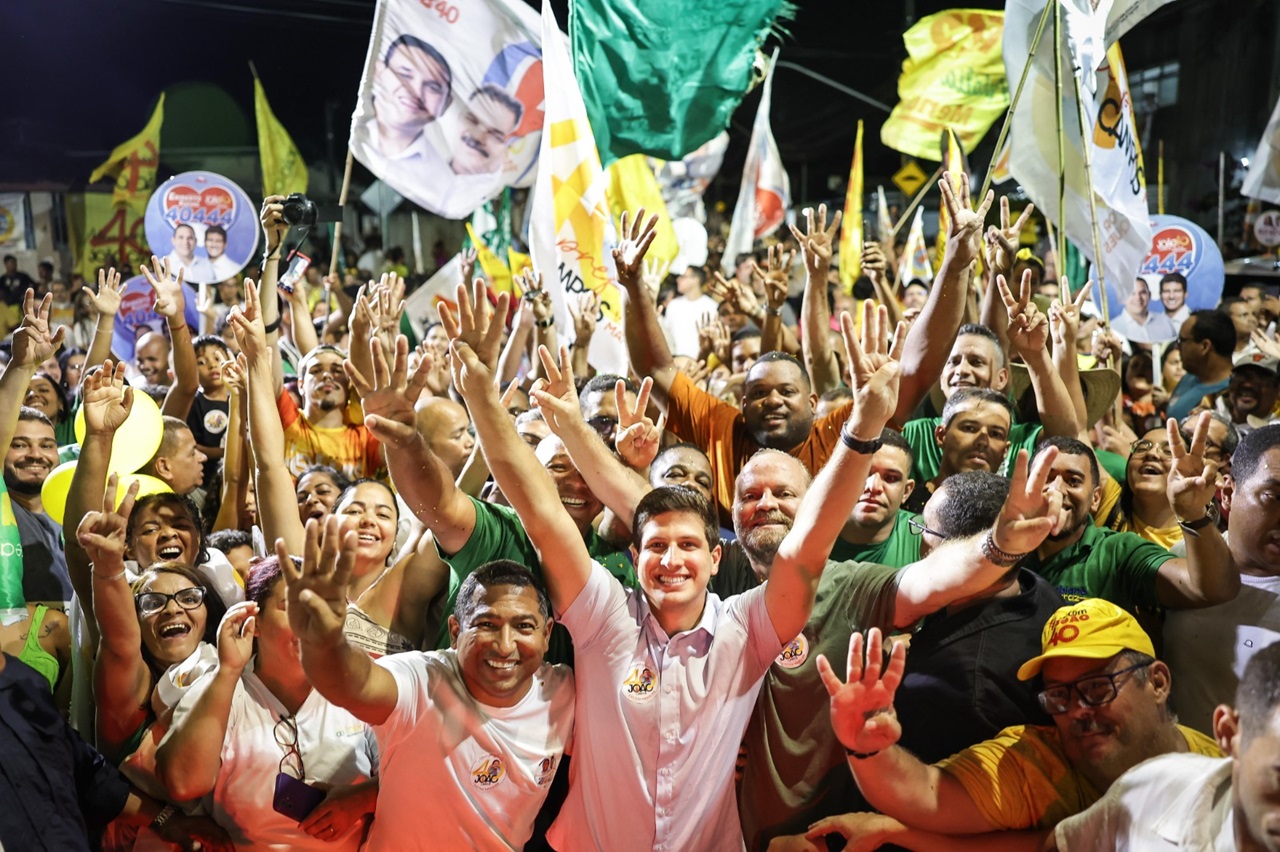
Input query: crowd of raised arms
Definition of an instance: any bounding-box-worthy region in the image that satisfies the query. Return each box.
[4,185,1280,852]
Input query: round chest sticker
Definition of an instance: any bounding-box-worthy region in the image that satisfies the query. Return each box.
[776,633,809,669]
[470,755,505,790]
[621,661,657,703]
[203,408,229,436]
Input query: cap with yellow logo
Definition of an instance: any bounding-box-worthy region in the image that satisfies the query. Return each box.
[1016,598,1156,681]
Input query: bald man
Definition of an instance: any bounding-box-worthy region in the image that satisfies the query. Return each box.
[415,397,475,479]
[135,331,172,387]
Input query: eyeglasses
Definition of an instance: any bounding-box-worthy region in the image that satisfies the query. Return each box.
[907,517,948,539]
[1036,660,1153,715]
[586,415,618,439]
[274,715,306,779]
[1202,439,1225,462]
[1129,439,1172,459]
[136,586,207,616]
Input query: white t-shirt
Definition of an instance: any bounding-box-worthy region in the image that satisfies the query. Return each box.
[166,662,378,850]
[368,650,574,851]
[662,294,719,359]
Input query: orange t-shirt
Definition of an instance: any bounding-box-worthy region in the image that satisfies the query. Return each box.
[277,390,384,482]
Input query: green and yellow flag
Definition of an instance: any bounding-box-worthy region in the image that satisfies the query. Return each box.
[605,154,679,269]
[465,222,514,294]
[881,9,1007,161]
[254,76,308,197]
[89,94,165,206]
[839,120,864,292]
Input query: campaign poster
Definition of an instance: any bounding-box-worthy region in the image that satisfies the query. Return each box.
[110,274,202,364]
[144,171,259,286]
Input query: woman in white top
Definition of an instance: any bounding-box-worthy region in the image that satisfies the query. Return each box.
[156,555,379,849]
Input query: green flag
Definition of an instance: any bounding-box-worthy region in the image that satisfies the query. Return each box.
[570,0,792,165]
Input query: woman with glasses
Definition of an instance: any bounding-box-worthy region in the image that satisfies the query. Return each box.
[156,555,378,849]
[1095,426,1189,549]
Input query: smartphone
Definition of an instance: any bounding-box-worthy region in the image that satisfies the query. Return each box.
[272,772,326,822]
[278,253,312,294]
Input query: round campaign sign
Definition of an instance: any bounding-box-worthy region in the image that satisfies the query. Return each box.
[145,171,259,285]
[1130,215,1225,318]
[1255,210,1280,248]
[108,274,202,364]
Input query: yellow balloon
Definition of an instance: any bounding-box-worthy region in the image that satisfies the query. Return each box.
[73,389,164,475]
[40,461,78,527]
[113,474,173,509]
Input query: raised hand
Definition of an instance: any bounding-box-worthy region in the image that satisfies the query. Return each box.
[990,447,1066,555]
[226,278,269,362]
[86,267,124,317]
[984,196,1034,273]
[788,204,842,277]
[568,291,599,344]
[279,516,354,647]
[1048,276,1093,351]
[1251,326,1280,361]
[260,194,288,254]
[345,335,431,450]
[641,256,669,299]
[373,271,406,341]
[11,289,67,369]
[816,628,907,754]
[518,269,553,325]
[348,284,376,344]
[752,245,796,311]
[220,354,247,397]
[438,277,511,372]
[459,247,478,288]
[861,242,887,287]
[839,301,906,436]
[613,208,659,290]
[1168,412,1217,520]
[528,345,582,436]
[81,360,134,435]
[997,269,1049,356]
[76,473,137,569]
[141,255,187,320]
[614,376,666,469]
[709,319,733,367]
[216,601,259,674]
[940,172,994,267]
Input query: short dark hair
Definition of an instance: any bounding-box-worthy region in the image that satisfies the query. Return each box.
[1035,435,1100,488]
[684,265,707,286]
[653,441,710,469]
[941,387,1013,429]
[1159,272,1187,292]
[297,464,351,493]
[29,372,68,422]
[819,386,852,404]
[130,562,226,674]
[632,485,719,552]
[1179,410,1239,460]
[1232,424,1280,490]
[336,478,399,522]
[581,373,636,400]
[955,323,1006,370]
[193,334,231,358]
[1221,296,1245,312]
[384,35,453,111]
[932,470,1009,538]
[734,253,754,268]
[455,560,550,627]
[1240,282,1267,297]
[16,406,53,429]
[1189,310,1236,358]
[207,528,252,554]
[470,84,523,126]
[127,492,210,568]
[1237,641,1280,744]
[245,555,294,606]
[879,427,914,470]
[732,327,762,344]
[204,225,227,240]
[750,351,810,388]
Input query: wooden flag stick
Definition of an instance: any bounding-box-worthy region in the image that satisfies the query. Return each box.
[1072,73,1112,326]
[890,165,945,240]
[329,149,355,279]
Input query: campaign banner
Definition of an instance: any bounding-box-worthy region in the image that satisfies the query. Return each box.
[110,274,202,364]
[723,50,790,274]
[350,0,545,220]
[1104,215,1224,321]
[144,171,259,286]
[0,194,26,250]
[650,132,728,221]
[73,194,152,283]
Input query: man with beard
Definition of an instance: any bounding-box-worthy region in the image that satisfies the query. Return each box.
[809,599,1220,849]
[828,428,922,567]
[279,344,383,481]
[902,388,1012,515]
[1021,432,1237,611]
[1164,425,1280,733]
[3,408,71,604]
[1216,358,1280,435]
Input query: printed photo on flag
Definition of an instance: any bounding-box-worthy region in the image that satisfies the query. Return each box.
[350,0,546,220]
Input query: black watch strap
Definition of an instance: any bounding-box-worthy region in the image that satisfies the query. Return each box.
[840,429,883,455]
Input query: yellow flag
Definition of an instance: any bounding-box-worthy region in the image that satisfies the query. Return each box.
[881,10,1007,161]
[71,193,152,282]
[465,222,514,294]
[89,94,165,206]
[604,154,679,268]
[937,128,967,260]
[839,121,864,292]
[254,77,308,198]
[507,248,533,278]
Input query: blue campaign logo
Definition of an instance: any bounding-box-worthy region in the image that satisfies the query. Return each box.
[145,171,259,286]
[1138,215,1224,313]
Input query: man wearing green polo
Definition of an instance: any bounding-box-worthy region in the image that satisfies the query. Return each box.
[828,429,922,568]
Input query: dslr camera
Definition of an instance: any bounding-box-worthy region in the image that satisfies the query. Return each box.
[280,193,342,228]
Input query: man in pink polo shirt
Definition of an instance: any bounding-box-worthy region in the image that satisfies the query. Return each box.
[453,272,907,848]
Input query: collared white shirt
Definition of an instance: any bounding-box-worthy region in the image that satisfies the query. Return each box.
[1112,309,1177,343]
[1054,753,1237,849]
[548,561,782,852]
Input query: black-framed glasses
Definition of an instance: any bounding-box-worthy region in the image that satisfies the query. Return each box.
[907,517,948,540]
[274,715,305,779]
[1036,660,1153,715]
[587,415,618,439]
[136,586,207,616]
[1129,439,1172,459]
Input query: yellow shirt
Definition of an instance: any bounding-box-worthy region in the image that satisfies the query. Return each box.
[1094,476,1185,549]
[938,723,1221,830]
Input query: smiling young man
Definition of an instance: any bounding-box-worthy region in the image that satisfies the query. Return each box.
[903,387,1014,515]
[454,288,907,848]
[3,407,72,605]
[829,428,922,567]
[278,344,384,481]
[283,519,573,852]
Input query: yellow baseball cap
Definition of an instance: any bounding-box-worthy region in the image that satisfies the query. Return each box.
[1016,598,1156,681]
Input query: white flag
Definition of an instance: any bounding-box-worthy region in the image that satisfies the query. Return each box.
[350,0,546,219]
[723,50,790,274]
[899,208,933,285]
[1243,93,1280,206]
[1006,0,1151,301]
[527,0,626,373]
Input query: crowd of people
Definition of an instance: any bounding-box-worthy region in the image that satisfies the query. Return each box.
[2,179,1280,852]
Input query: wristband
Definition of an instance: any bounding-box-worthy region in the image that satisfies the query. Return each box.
[845,748,882,759]
[763,305,782,317]
[91,564,127,582]
[150,804,177,831]
[1178,503,1218,536]
[839,428,882,455]
[980,530,1025,568]
[263,316,282,335]
[535,316,554,329]
[167,322,187,334]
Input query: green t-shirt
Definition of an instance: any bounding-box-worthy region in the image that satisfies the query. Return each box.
[1095,449,1127,485]
[901,417,1043,483]
[739,561,902,848]
[0,477,26,617]
[434,496,635,664]
[1022,521,1174,610]
[829,511,922,569]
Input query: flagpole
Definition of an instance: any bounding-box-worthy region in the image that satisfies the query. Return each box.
[977,0,1055,200]
[890,165,945,240]
[329,149,354,278]
[1218,151,1226,250]
[1054,0,1067,298]
[1157,140,1165,215]
[1072,73,1112,325]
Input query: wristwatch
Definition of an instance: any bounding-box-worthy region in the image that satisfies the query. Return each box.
[1178,502,1219,536]
[840,429,883,455]
[150,805,177,831]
